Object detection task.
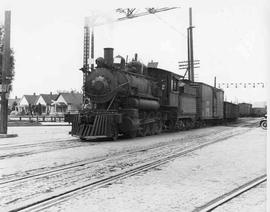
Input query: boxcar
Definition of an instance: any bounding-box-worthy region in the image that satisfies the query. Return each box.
[178,83,197,117]
[238,103,252,117]
[224,102,239,120]
[251,107,267,117]
[192,82,224,121]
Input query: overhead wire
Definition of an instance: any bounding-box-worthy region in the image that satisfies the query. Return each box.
[152,13,186,38]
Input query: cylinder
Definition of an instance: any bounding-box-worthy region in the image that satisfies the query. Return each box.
[104,48,114,67]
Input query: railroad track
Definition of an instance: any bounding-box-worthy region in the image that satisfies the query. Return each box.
[0,127,247,186]
[0,138,79,151]
[194,174,267,212]
[5,129,252,212]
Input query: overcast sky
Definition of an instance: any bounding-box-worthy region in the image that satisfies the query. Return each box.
[1,0,269,103]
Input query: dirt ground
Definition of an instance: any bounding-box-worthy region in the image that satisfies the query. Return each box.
[0,118,266,211]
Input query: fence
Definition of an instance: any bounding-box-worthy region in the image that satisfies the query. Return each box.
[9,115,65,122]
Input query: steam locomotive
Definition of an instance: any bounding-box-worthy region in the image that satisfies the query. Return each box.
[66,48,238,140]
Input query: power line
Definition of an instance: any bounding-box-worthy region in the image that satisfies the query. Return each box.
[153,13,186,38]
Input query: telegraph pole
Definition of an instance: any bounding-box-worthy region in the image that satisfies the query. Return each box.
[179,8,199,80]
[188,7,195,82]
[0,11,11,135]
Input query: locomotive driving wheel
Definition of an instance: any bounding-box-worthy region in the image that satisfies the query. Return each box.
[139,124,150,137]
[151,123,158,135]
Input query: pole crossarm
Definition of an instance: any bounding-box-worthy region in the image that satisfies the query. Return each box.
[116,7,179,21]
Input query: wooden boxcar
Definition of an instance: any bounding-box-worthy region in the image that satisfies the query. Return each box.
[191,82,224,121]
[251,107,267,117]
[224,102,239,120]
[238,103,252,117]
[178,83,197,117]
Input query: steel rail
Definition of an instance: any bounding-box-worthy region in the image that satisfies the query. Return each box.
[0,138,79,151]
[0,126,245,187]
[6,128,251,212]
[193,174,267,212]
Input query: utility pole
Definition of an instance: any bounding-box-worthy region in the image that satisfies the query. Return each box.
[179,8,199,80]
[0,11,11,135]
[188,7,195,82]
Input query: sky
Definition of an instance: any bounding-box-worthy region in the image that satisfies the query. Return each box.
[0,0,269,103]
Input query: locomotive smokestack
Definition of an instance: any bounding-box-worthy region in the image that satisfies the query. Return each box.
[104,48,114,67]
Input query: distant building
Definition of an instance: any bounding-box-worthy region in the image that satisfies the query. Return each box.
[238,103,252,117]
[51,92,83,115]
[35,93,58,115]
[18,93,39,115]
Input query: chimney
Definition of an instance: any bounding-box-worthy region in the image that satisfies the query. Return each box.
[50,92,52,96]
[104,48,114,67]
[33,93,36,96]
[15,96,17,99]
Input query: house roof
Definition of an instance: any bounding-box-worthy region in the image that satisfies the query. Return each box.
[23,95,39,105]
[58,93,83,109]
[38,94,58,105]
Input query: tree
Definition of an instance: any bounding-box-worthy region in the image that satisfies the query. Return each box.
[0,25,15,90]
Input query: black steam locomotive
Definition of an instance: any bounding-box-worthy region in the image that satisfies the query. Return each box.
[66,48,238,140]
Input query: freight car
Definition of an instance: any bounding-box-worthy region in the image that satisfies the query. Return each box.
[251,107,267,117]
[238,103,252,117]
[66,48,237,140]
[223,102,239,120]
[190,82,224,125]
